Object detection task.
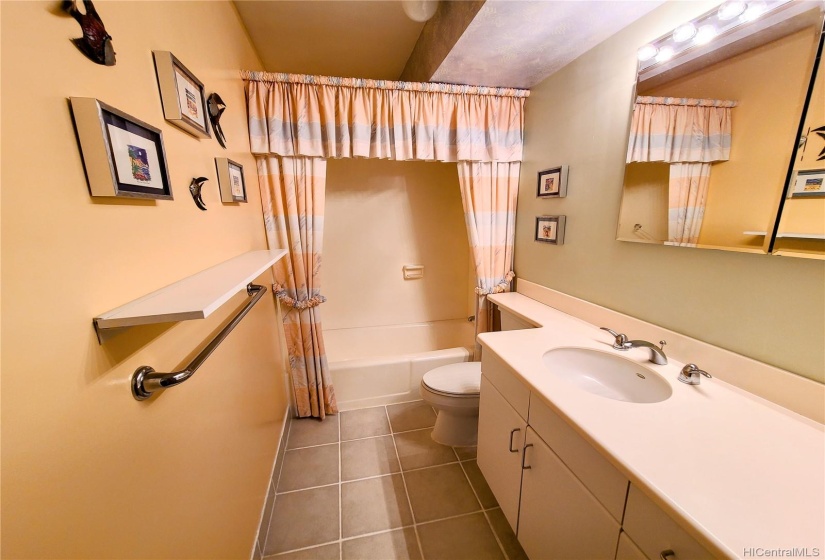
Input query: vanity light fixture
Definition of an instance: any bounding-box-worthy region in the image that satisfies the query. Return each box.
[637,44,659,61]
[694,24,718,45]
[655,46,674,63]
[672,22,698,43]
[741,1,769,23]
[717,1,747,21]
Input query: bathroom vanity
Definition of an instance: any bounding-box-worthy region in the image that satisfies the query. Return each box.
[477,293,824,559]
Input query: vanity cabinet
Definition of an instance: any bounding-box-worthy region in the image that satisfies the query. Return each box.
[478,352,716,560]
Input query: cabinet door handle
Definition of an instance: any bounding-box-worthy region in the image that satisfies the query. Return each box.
[508,428,521,453]
[521,443,534,469]
[660,550,676,560]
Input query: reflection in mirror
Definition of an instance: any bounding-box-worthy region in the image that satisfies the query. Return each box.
[617,1,824,254]
[773,29,825,259]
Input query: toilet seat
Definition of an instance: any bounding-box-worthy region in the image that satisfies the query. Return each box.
[422,362,481,398]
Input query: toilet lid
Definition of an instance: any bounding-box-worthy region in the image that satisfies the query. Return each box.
[422,362,482,397]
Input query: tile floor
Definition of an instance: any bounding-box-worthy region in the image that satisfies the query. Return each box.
[255,401,528,560]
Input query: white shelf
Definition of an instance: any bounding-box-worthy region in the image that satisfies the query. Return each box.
[742,231,825,240]
[94,249,287,330]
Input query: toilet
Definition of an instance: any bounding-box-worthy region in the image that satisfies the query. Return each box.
[420,361,482,446]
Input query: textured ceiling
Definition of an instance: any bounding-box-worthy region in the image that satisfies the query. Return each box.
[431,1,666,88]
[234,0,665,88]
[234,1,426,79]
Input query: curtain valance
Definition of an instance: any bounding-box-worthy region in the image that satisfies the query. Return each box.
[242,71,528,162]
[626,96,736,164]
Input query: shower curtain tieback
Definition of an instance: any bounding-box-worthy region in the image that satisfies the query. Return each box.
[626,96,736,247]
[243,70,528,418]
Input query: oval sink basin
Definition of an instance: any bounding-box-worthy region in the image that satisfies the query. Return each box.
[543,347,672,403]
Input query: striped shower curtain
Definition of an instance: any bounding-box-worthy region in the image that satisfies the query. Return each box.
[245,71,527,417]
[627,96,735,246]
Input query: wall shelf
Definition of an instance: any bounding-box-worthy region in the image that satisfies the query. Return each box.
[94,249,287,333]
[743,231,825,240]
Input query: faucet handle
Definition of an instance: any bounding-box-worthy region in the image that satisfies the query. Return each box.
[678,363,712,385]
[600,327,629,350]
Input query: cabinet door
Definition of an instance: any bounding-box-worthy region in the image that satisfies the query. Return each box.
[519,428,621,560]
[478,375,527,532]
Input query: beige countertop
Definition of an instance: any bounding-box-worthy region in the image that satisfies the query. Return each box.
[481,292,825,558]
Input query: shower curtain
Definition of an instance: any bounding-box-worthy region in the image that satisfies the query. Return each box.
[244,71,528,417]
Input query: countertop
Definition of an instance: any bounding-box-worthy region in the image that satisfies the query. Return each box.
[480,292,825,558]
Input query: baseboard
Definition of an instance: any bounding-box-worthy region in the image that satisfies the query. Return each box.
[515,279,824,425]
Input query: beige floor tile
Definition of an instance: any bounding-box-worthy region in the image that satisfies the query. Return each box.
[454,446,477,461]
[342,527,421,560]
[486,508,528,560]
[404,463,480,522]
[288,416,340,449]
[341,474,413,538]
[264,485,340,555]
[417,513,504,560]
[278,444,340,492]
[266,542,341,560]
[461,460,498,509]
[394,429,457,471]
[340,407,391,441]
[386,401,436,432]
[258,482,276,551]
[341,436,399,481]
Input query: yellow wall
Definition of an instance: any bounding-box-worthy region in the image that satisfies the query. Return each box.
[1,2,287,558]
[638,28,817,250]
[516,0,825,383]
[323,158,472,330]
[617,162,669,243]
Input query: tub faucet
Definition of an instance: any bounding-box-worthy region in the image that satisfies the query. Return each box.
[600,328,667,365]
[678,363,712,385]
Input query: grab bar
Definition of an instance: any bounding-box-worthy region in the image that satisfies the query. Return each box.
[131,283,267,400]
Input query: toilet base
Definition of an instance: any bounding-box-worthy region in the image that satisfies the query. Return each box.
[431,410,479,447]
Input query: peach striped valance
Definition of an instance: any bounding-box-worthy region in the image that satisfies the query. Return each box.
[242,71,528,162]
[627,96,736,164]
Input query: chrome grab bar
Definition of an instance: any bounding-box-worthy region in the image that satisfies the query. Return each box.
[131,283,267,400]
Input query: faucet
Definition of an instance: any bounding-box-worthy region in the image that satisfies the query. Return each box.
[600,327,668,365]
[678,363,712,385]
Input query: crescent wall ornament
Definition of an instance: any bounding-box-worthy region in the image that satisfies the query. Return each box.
[208,93,227,149]
[61,0,115,66]
[189,177,208,211]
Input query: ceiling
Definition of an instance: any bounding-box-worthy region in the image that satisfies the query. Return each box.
[234,0,665,89]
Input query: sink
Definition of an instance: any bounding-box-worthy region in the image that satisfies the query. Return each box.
[543,347,672,403]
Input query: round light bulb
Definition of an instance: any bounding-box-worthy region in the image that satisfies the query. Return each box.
[740,1,768,22]
[655,46,674,63]
[637,44,659,62]
[717,1,747,21]
[401,0,439,22]
[672,22,697,43]
[694,25,717,45]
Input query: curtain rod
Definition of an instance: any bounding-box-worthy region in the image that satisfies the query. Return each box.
[241,70,530,98]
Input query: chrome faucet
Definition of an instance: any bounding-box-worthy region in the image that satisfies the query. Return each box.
[678,363,712,385]
[600,327,668,365]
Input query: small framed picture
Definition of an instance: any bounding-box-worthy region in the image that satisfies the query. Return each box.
[535,215,566,244]
[788,169,825,198]
[153,51,210,139]
[69,97,173,199]
[215,158,247,202]
[537,165,569,198]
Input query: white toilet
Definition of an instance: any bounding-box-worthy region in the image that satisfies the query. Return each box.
[420,361,482,446]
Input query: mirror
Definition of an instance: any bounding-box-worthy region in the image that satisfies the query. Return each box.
[617,1,824,255]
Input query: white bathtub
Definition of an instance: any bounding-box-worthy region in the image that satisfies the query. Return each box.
[325,319,475,411]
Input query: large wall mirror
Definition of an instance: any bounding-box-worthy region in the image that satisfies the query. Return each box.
[617,0,825,257]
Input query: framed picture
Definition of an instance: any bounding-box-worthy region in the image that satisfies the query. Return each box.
[537,165,569,198]
[153,51,210,139]
[535,215,566,244]
[788,169,825,198]
[69,97,173,199]
[215,158,247,202]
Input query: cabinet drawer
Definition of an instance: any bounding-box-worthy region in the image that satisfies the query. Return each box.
[616,532,647,560]
[481,352,530,421]
[528,393,628,522]
[623,484,714,560]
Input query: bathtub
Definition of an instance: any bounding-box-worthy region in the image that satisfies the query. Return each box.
[325,319,475,411]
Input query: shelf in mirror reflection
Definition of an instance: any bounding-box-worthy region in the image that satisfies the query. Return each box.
[744,231,825,239]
